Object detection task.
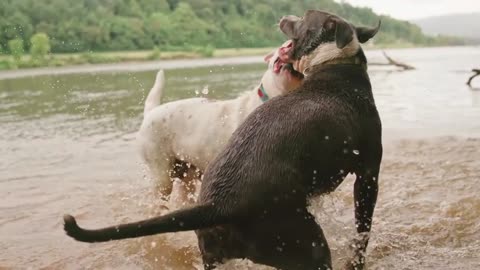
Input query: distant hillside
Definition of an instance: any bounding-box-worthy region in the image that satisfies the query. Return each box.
[413,13,480,43]
[0,0,466,53]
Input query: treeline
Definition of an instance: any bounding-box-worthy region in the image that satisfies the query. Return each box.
[0,0,465,54]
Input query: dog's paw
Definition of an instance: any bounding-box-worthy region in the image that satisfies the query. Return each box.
[343,232,370,270]
[351,232,370,250]
[342,255,365,270]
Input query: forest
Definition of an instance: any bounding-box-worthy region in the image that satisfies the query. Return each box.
[0,0,464,55]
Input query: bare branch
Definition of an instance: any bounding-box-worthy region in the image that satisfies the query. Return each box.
[467,69,480,87]
[369,51,415,70]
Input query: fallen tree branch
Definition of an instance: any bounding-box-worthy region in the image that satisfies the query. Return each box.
[467,69,480,87]
[369,51,415,70]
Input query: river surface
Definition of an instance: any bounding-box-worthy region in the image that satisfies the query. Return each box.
[1,46,480,269]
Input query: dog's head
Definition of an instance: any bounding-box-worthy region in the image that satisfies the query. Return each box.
[278,10,380,73]
[263,40,304,94]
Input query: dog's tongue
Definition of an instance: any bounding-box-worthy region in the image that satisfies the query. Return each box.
[279,40,293,63]
[273,40,294,73]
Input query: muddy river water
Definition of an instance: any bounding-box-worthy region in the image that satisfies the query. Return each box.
[1,47,480,269]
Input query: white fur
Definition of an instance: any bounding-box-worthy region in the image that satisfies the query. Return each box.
[144,70,165,116]
[295,37,360,75]
[137,49,300,201]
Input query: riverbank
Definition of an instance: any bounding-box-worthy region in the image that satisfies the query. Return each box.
[1,45,473,81]
[0,55,267,80]
[0,47,275,72]
[1,41,466,73]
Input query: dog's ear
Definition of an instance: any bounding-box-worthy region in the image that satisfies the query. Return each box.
[328,18,354,49]
[356,20,381,43]
[279,15,301,39]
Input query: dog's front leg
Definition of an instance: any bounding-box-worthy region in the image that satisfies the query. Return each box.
[344,167,380,270]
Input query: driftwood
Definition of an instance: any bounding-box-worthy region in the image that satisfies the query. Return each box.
[467,69,480,87]
[369,51,415,70]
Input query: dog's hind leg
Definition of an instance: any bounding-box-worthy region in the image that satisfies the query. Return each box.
[144,154,175,198]
[170,160,202,206]
[138,124,174,199]
[196,225,248,270]
[240,210,332,270]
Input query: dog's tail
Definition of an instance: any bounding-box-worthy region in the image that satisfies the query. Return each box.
[64,204,224,243]
[144,70,165,116]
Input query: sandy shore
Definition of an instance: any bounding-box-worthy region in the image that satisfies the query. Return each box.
[0,56,264,80]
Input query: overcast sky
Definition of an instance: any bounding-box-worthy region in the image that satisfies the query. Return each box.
[335,0,480,20]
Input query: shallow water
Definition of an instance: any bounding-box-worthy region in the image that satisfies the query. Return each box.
[1,46,480,269]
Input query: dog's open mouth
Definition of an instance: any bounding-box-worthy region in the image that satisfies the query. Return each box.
[276,60,304,79]
[274,41,303,79]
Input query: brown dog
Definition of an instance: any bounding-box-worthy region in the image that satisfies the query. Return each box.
[64,10,382,270]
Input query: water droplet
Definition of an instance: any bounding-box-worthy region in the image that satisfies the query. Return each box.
[202,85,209,95]
[151,241,157,248]
[312,242,317,247]
[353,149,360,155]
[325,136,330,140]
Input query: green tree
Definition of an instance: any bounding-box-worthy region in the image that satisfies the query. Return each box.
[0,12,33,51]
[30,33,51,60]
[145,12,173,46]
[0,0,464,54]
[168,3,211,48]
[8,38,24,61]
[138,0,170,14]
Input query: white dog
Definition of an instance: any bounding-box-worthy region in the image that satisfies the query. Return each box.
[137,41,303,202]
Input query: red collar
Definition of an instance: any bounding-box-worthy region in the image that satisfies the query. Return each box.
[257,84,270,102]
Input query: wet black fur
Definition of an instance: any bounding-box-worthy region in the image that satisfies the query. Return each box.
[64,11,382,270]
